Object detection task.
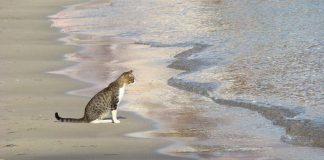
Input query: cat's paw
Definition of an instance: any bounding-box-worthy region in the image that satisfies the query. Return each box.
[113,120,120,123]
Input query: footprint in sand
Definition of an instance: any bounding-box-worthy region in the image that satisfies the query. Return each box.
[3,144,17,148]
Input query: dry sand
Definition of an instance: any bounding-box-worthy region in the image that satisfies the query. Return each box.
[0,1,187,159]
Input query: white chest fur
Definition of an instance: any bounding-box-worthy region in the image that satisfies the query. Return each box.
[118,84,126,104]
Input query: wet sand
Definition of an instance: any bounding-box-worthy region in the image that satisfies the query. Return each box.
[0,1,188,159]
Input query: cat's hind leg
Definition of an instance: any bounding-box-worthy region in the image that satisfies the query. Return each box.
[90,119,113,123]
[111,110,120,123]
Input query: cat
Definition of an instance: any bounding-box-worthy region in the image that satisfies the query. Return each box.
[55,70,135,123]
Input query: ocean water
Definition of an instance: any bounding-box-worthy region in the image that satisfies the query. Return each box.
[51,0,324,159]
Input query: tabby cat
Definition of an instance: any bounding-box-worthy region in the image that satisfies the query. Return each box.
[55,70,135,123]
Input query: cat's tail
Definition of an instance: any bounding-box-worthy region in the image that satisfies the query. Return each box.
[55,112,86,123]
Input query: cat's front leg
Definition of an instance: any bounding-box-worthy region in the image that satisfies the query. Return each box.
[111,110,120,123]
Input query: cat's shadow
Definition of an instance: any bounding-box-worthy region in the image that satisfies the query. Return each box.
[117,116,126,119]
[104,116,127,120]
[54,116,127,122]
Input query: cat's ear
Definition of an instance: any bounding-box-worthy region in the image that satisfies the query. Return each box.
[128,70,133,73]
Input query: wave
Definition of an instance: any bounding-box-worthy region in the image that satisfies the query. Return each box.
[168,44,324,148]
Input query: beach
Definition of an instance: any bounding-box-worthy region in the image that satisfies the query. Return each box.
[50,0,324,159]
[0,1,186,159]
[1,0,324,160]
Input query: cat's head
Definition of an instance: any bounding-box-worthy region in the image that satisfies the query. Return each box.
[119,70,135,85]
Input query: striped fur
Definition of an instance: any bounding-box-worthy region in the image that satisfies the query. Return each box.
[55,70,134,123]
[55,112,85,123]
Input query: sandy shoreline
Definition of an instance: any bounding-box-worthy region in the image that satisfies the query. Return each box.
[0,1,187,159]
[2,0,323,159]
[41,0,324,159]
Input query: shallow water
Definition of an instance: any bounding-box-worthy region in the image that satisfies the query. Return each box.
[51,0,324,159]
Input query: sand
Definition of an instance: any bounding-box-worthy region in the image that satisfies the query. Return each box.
[0,1,188,159]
